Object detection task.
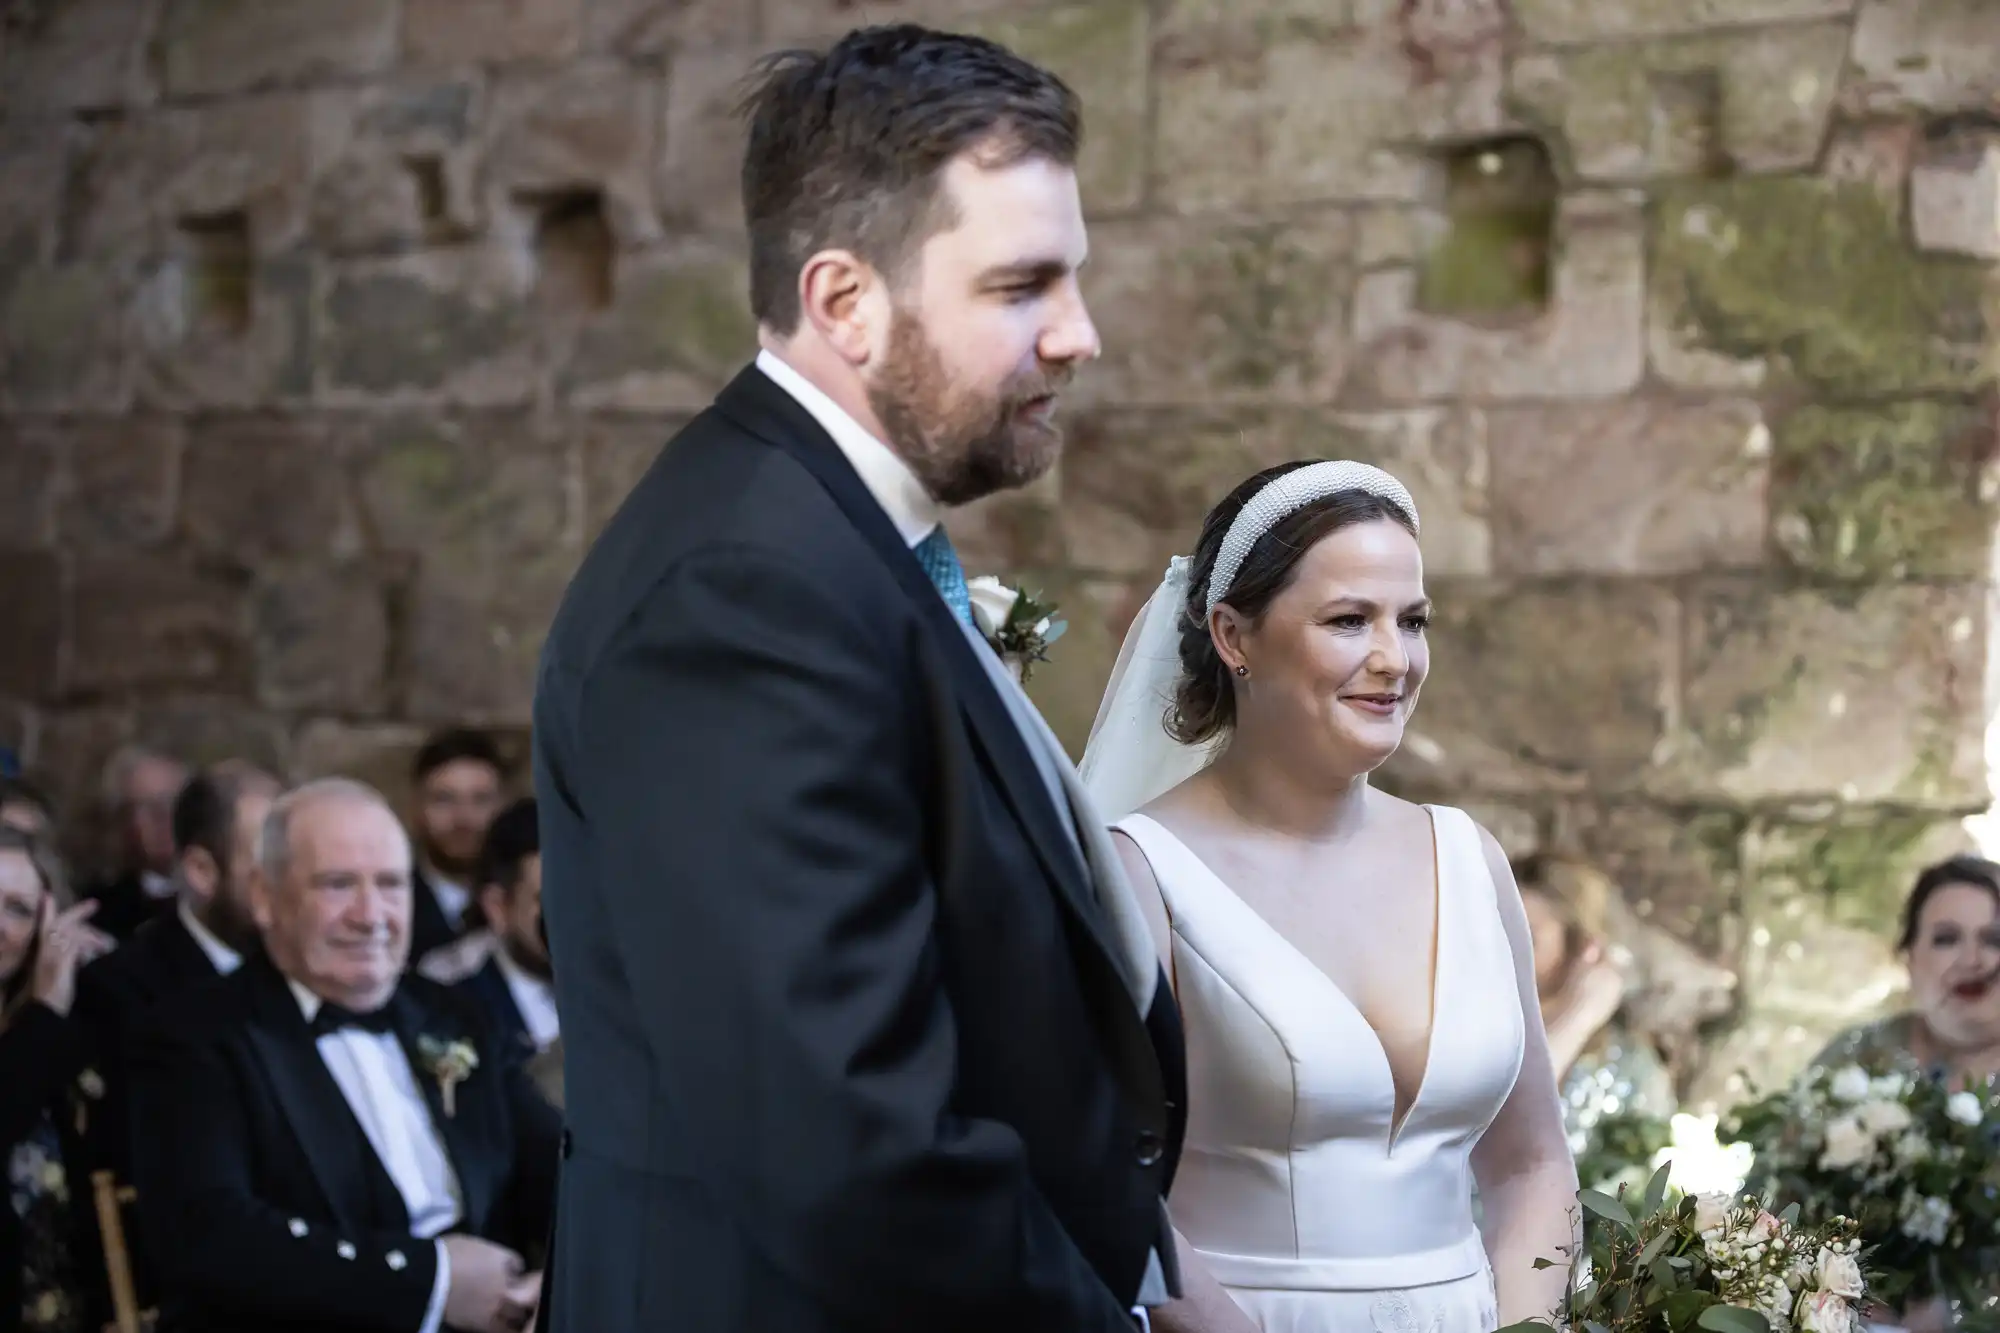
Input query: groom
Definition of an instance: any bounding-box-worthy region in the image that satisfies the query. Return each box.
[530,23,1186,1332]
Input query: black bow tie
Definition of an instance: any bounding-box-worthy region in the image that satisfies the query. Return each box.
[310,1001,395,1038]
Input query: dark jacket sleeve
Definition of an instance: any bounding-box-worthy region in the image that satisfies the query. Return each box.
[0,1001,84,1151]
[569,545,1133,1332]
[126,1003,441,1332]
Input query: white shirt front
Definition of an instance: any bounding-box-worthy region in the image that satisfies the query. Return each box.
[494,947,560,1051]
[177,899,242,975]
[288,980,461,1333]
[424,869,471,932]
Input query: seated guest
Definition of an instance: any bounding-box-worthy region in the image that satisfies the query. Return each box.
[128,778,558,1333]
[0,828,115,1333]
[419,800,556,1066]
[407,732,508,961]
[0,778,56,839]
[70,765,280,1311]
[82,747,188,943]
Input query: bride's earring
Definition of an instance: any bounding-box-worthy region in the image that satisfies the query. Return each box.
[1234,665,1249,677]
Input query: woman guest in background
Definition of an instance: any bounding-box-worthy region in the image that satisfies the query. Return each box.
[0,828,114,1333]
[1081,460,1577,1333]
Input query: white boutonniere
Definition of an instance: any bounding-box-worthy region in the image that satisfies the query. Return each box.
[416,1036,479,1118]
[967,575,1067,684]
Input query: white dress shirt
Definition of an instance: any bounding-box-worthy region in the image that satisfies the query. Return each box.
[755,349,1168,1315]
[493,947,560,1051]
[424,868,472,933]
[177,899,242,975]
[288,980,462,1333]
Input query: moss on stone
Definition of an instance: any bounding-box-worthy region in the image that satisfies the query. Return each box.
[565,254,754,393]
[1652,177,1994,395]
[1181,227,1346,393]
[324,267,528,394]
[1770,400,1992,580]
[1754,810,1950,934]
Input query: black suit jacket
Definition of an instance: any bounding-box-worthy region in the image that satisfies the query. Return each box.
[456,957,538,1068]
[531,364,1186,1333]
[127,954,560,1333]
[70,910,235,1311]
[83,872,173,944]
[409,867,466,963]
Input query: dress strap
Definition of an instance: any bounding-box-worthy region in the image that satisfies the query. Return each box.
[1109,814,1182,1002]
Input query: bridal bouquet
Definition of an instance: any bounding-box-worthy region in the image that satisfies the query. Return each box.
[1723,1062,2000,1309]
[1499,1164,1870,1333]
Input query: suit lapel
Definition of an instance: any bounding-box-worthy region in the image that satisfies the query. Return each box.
[390,990,492,1231]
[714,366,1119,964]
[241,959,395,1236]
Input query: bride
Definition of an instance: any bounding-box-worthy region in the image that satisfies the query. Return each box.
[1081,461,1578,1333]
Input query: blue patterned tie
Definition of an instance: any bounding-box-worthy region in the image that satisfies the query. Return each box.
[913,527,976,631]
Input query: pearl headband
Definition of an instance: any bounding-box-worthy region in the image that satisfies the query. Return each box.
[1203,460,1421,614]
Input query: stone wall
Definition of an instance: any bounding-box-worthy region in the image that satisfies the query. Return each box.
[1,0,1998,1101]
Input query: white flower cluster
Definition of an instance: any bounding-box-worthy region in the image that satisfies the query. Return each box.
[1693,1194,1866,1333]
[1815,1065,1976,1248]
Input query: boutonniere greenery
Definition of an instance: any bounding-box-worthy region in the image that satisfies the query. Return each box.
[416,1036,479,1118]
[967,576,1067,684]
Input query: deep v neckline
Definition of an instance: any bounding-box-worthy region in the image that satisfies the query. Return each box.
[1130,807,1445,1152]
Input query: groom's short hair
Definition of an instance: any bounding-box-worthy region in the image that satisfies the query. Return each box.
[735,24,1083,336]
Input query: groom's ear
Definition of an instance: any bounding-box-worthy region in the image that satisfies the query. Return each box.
[798,249,883,366]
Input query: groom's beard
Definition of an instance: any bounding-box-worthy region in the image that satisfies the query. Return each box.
[868,308,1067,507]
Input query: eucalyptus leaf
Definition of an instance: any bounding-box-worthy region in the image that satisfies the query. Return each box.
[1643,1161,1673,1214]
[1697,1305,1772,1333]
[1579,1188,1636,1229]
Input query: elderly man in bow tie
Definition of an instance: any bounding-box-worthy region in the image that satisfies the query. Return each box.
[127,777,559,1333]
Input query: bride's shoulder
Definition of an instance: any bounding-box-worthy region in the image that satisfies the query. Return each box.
[1390,795,1519,887]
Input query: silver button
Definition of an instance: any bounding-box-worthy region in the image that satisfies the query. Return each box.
[386,1250,407,1271]
[336,1241,356,1260]
[288,1218,308,1238]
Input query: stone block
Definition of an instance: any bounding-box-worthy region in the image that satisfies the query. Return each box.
[1081,213,1358,407]
[1348,192,1645,404]
[291,718,432,792]
[158,0,399,98]
[131,251,316,409]
[1769,400,1997,581]
[0,0,158,114]
[560,240,755,411]
[1652,177,1994,397]
[584,0,754,53]
[0,423,61,547]
[71,94,346,260]
[0,119,86,269]
[1671,582,1987,807]
[578,415,674,538]
[1823,118,1922,210]
[404,556,573,724]
[250,563,391,714]
[1489,399,1769,576]
[762,0,1051,43]
[310,80,484,254]
[0,262,132,414]
[405,0,582,65]
[1845,0,2000,117]
[486,63,660,247]
[1153,2,1506,211]
[1059,404,1490,582]
[180,416,361,563]
[1509,22,1847,182]
[1512,0,1853,42]
[0,551,63,701]
[321,248,539,407]
[351,415,577,576]
[30,706,138,832]
[1911,141,2000,261]
[959,0,1150,215]
[132,697,294,776]
[1550,801,1749,955]
[60,418,182,549]
[654,43,755,234]
[1382,580,1678,797]
[68,554,252,696]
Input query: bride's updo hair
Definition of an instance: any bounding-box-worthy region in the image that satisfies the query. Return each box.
[1167,461,1420,746]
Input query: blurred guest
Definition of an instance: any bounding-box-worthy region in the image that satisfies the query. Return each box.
[522,1037,562,1112]
[1,829,115,1333]
[408,731,508,960]
[82,747,187,942]
[0,779,54,839]
[419,799,555,1067]
[128,778,557,1333]
[1811,854,2000,1086]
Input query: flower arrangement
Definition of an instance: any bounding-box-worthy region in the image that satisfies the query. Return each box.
[1723,1062,2000,1310]
[1498,1164,1870,1333]
[966,576,1066,684]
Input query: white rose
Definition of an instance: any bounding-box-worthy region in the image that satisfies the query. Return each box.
[1946,1090,1984,1127]
[1798,1288,1860,1333]
[1857,1099,1911,1136]
[1815,1247,1865,1300]
[1694,1192,1735,1233]
[1829,1066,1872,1103]
[965,576,1019,637]
[1871,1073,1911,1100]
[1819,1115,1874,1171]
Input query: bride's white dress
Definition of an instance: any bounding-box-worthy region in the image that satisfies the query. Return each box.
[1114,805,1527,1333]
